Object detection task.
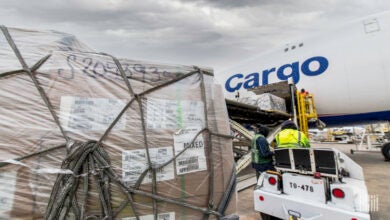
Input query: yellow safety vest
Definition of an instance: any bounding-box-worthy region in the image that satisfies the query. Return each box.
[275,129,310,148]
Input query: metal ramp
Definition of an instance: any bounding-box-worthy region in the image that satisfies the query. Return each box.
[230,119,255,140]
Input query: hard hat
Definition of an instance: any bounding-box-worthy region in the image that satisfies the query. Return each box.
[281,120,297,130]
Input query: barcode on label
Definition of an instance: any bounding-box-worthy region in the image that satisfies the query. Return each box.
[179,164,199,173]
[178,156,198,166]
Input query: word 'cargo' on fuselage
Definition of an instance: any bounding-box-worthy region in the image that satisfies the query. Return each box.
[224,56,329,93]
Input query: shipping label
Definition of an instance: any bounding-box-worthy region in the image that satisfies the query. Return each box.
[145,98,205,129]
[174,127,207,175]
[0,172,17,218]
[60,96,126,131]
[122,212,175,220]
[122,147,175,185]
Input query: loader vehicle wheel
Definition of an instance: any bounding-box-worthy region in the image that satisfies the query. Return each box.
[260,213,281,220]
[382,142,390,161]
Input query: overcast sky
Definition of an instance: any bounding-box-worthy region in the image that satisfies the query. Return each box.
[1,0,390,71]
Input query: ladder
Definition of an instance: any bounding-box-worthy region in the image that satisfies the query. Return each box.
[296,91,318,137]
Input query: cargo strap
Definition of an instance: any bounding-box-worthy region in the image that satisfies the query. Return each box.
[217,164,237,217]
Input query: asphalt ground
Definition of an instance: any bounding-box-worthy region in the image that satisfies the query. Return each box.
[236,143,390,220]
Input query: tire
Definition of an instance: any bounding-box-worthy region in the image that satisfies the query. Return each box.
[381,142,390,161]
[260,213,281,220]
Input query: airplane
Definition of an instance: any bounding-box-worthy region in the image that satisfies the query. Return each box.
[214,11,390,158]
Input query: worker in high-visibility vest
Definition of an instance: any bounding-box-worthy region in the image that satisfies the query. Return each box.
[251,125,275,179]
[275,120,310,148]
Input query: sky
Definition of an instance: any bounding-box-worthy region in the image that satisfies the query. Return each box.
[1,0,390,71]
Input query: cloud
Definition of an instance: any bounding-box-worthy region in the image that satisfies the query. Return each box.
[179,0,277,9]
[0,0,390,70]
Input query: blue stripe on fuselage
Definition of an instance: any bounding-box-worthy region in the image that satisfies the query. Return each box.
[319,110,390,127]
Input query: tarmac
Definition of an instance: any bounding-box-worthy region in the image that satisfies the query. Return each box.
[236,143,390,220]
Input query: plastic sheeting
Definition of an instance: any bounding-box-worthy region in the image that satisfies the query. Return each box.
[239,93,286,113]
[0,26,236,219]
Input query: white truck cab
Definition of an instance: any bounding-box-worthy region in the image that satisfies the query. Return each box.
[254,148,370,220]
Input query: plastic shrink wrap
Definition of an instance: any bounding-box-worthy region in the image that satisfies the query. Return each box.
[239,93,286,113]
[0,26,236,220]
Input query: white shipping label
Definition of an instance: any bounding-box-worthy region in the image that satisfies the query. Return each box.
[122,147,175,185]
[60,96,126,131]
[122,212,175,220]
[0,172,17,218]
[174,127,207,175]
[146,98,205,129]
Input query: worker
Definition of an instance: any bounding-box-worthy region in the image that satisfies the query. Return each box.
[300,88,307,96]
[275,120,310,148]
[251,125,274,179]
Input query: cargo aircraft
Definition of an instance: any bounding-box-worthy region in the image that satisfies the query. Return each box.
[215,11,390,158]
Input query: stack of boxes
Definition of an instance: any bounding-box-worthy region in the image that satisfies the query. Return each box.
[0,27,236,219]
